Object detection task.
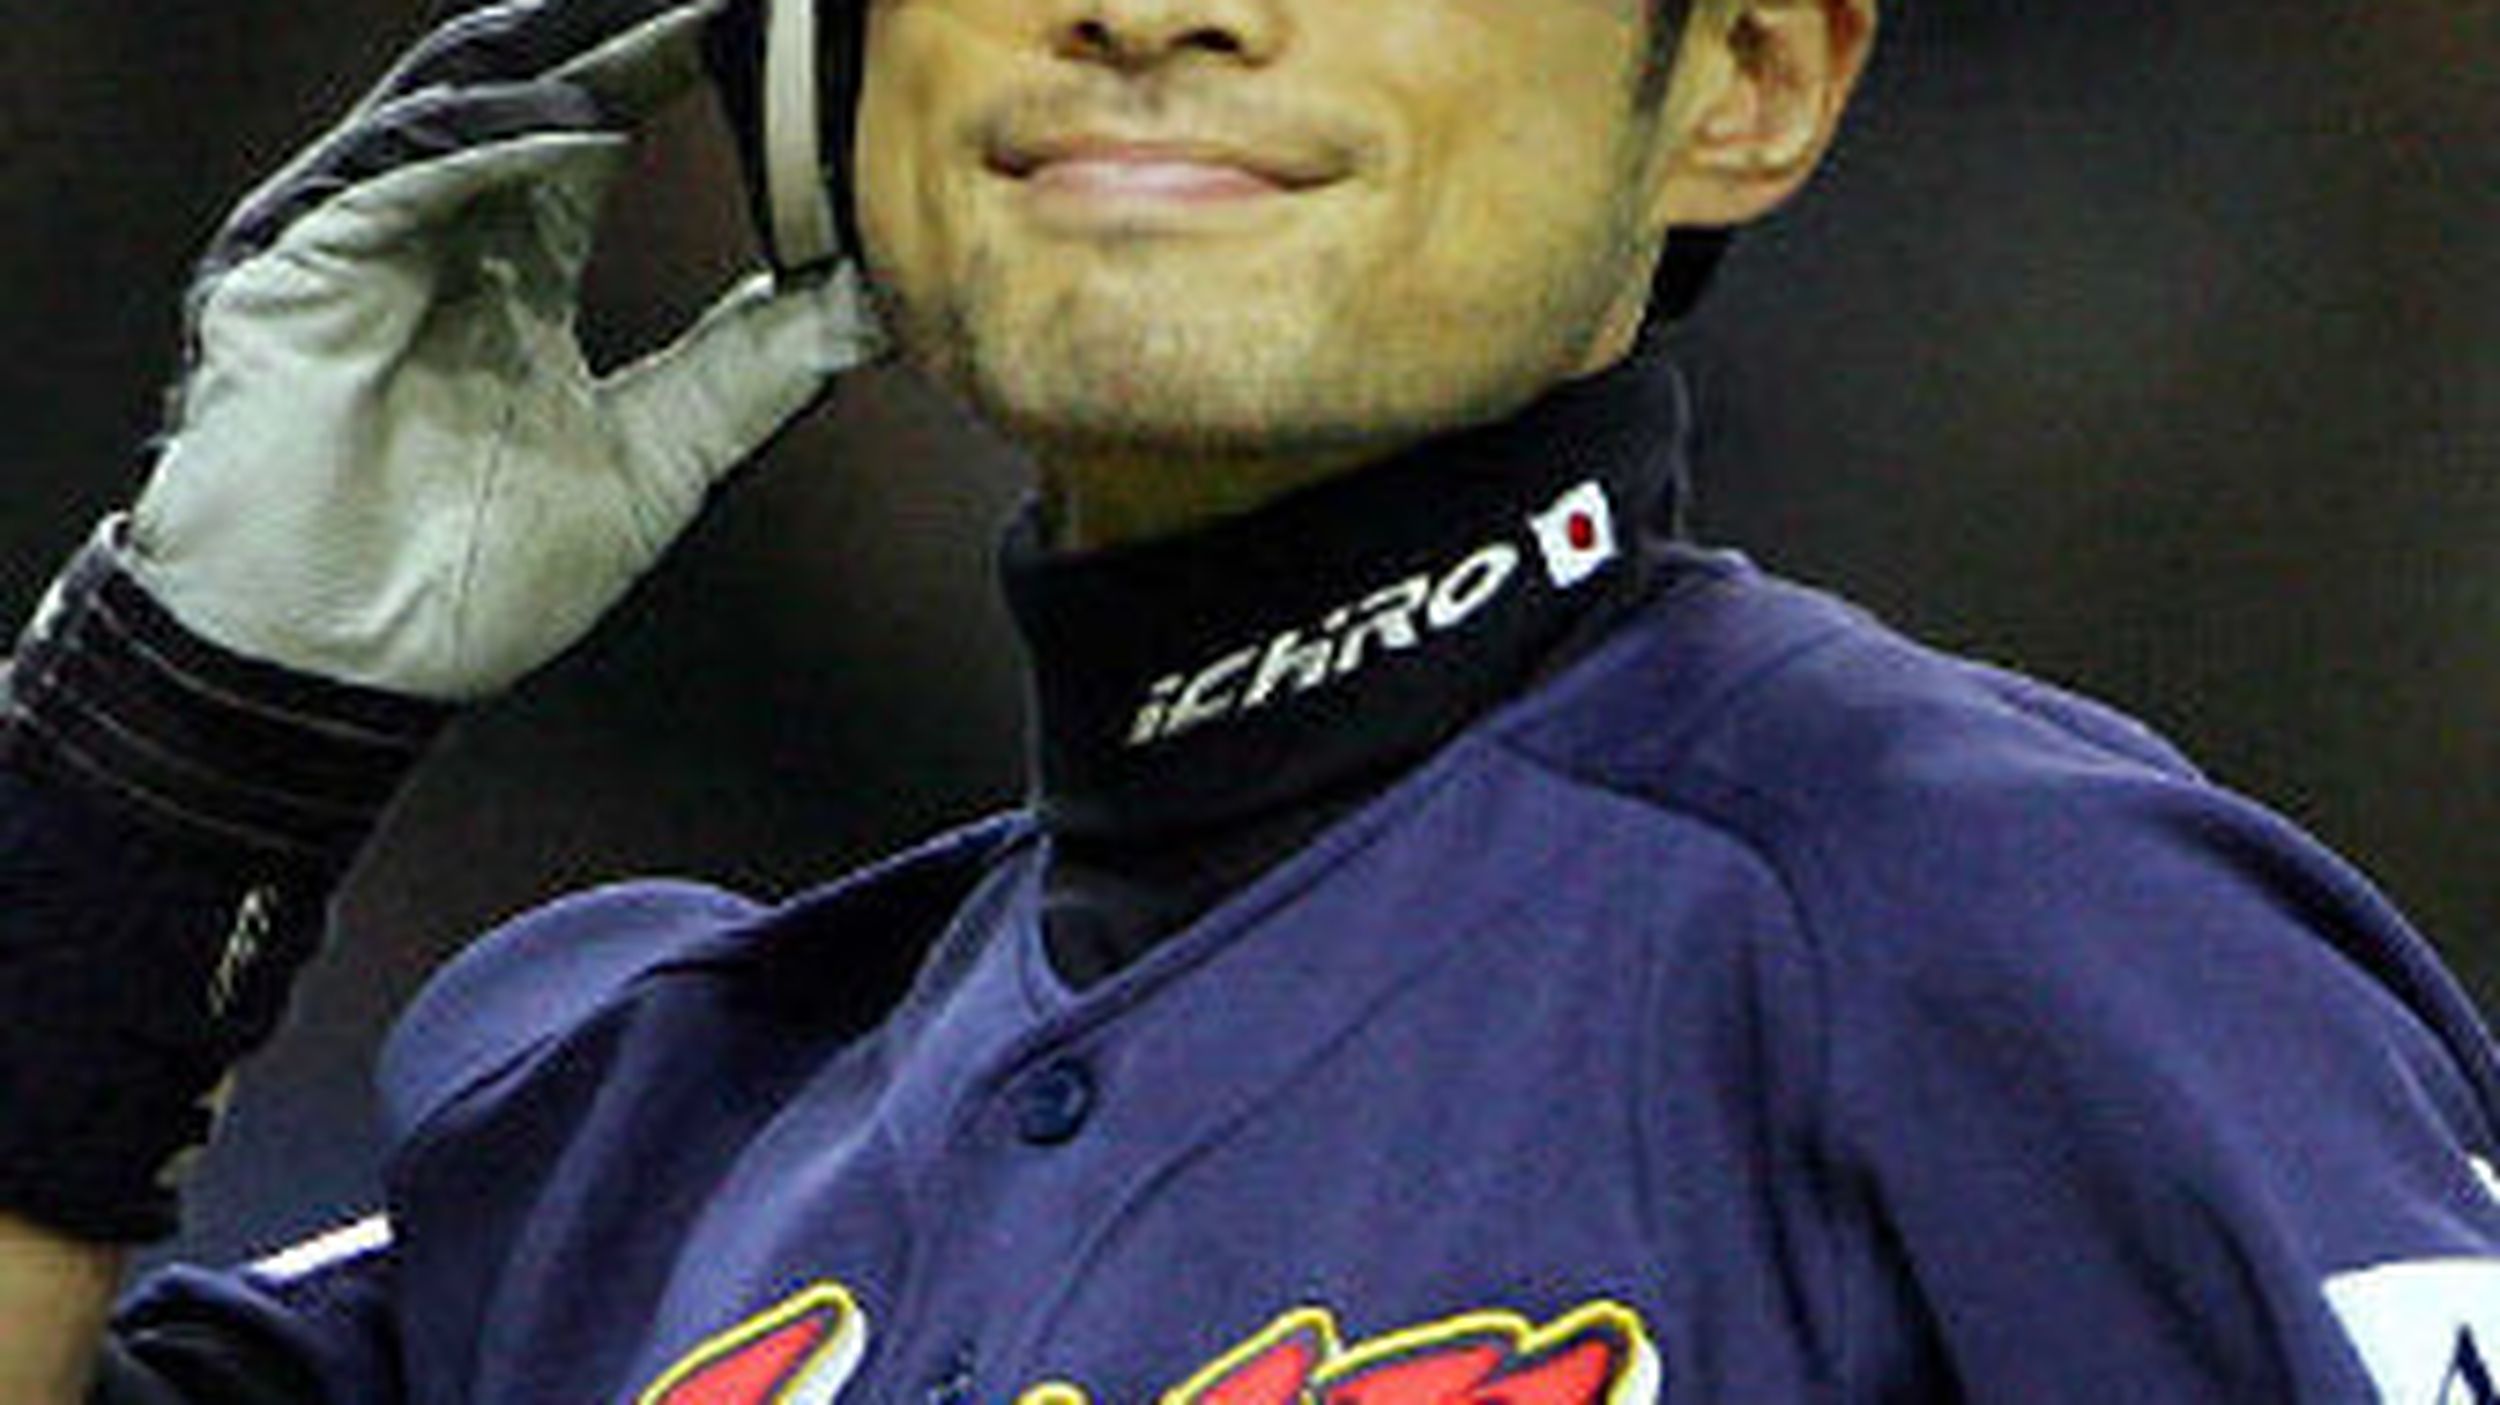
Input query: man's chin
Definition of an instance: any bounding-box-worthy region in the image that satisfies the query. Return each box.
[970,387,1351,465]
[956,311,1345,451]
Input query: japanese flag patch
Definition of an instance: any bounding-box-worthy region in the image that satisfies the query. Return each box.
[1530,481,1620,590]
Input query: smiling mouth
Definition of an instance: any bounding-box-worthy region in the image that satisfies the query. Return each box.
[1024,152,1295,203]
[985,132,1353,218]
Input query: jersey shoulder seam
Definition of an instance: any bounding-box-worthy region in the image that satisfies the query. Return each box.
[1479,722,1863,1391]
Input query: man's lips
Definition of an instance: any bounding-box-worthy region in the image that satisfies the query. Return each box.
[986,133,1353,205]
[1025,151,1291,202]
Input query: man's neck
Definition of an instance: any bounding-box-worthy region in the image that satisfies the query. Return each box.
[1029,326,1649,553]
[1036,440,1400,553]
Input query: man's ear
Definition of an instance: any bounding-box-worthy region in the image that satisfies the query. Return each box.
[1643,0,1878,232]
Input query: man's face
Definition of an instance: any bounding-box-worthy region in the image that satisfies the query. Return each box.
[854,0,1676,476]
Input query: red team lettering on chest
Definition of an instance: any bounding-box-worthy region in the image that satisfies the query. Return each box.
[1024,1300,1660,1405]
[635,1288,1658,1405]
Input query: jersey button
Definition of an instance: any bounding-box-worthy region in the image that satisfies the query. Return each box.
[1014,1058,1097,1145]
[925,1346,976,1405]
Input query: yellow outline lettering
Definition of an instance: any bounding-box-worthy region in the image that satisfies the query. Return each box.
[635,1281,869,1405]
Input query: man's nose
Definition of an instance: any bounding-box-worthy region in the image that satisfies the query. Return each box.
[1045,0,1288,74]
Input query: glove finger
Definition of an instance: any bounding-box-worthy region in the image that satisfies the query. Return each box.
[546,0,721,123]
[207,80,621,277]
[601,265,892,506]
[379,0,724,106]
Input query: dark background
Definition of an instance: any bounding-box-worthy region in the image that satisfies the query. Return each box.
[4,1,2493,1267]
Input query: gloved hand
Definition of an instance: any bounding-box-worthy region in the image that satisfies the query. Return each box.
[118,0,888,701]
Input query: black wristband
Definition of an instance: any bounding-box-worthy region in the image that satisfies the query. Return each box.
[0,530,454,1241]
[1,528,452,865]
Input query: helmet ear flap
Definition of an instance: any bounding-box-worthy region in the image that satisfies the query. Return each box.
[705,0,863,277]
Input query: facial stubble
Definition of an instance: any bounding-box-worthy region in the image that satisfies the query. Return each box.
[869,147,1660,489]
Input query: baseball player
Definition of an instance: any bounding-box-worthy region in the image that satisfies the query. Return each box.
[5,0,2498,1400]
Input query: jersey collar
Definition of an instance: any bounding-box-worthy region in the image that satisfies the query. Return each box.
[1000,345,1694,844]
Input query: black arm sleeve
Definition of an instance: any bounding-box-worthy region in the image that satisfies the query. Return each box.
[0,534,451,1240]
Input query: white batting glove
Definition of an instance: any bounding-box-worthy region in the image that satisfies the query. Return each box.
[117,0,887,701]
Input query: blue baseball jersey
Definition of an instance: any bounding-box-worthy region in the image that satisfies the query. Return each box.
[118,548,2500,1403]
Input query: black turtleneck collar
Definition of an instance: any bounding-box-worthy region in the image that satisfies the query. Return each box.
[999,345,1695,987]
